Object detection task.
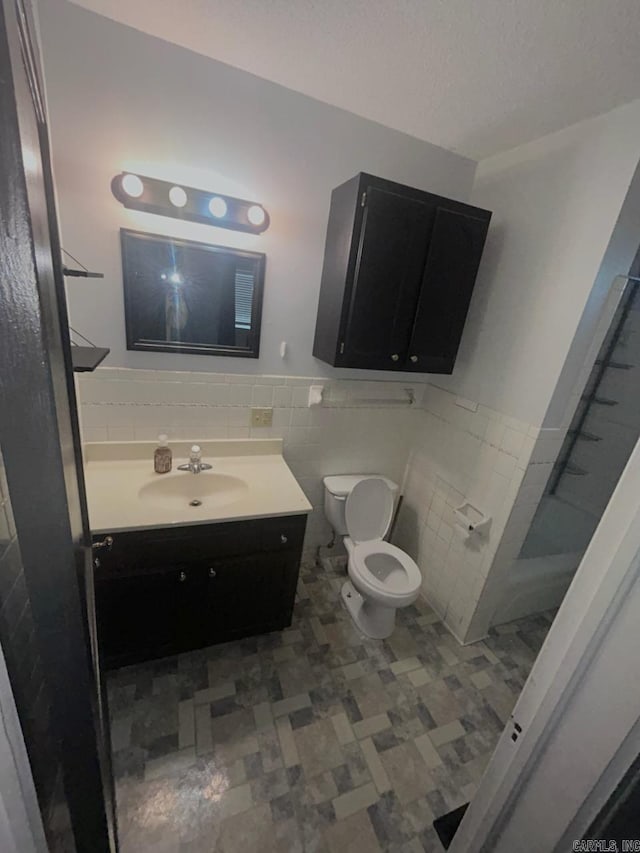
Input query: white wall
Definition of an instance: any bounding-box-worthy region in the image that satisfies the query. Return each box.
[435,99,640,428]
[39,0,475,381]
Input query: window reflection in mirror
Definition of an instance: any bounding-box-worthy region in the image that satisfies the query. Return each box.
[121,229,265,358]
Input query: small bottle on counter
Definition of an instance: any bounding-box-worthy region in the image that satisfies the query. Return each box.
[154,434,172,474]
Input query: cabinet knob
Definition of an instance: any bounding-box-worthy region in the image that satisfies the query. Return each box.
[410,355,418,363]
[280,534,288,544]
[390,354,399,362]
[179,571,187,582]
[92,535,113,551]
[208,567,217,578]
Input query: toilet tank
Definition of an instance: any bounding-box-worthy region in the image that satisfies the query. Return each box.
[323,474,398,536]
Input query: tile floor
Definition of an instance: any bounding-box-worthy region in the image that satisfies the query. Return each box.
[107,558,555,852]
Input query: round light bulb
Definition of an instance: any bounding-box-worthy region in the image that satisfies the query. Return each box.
[208,196,227,218]
[247,205,266,226]
[121,173,144,198]
[169,186,187,207]
[169,272,183,285]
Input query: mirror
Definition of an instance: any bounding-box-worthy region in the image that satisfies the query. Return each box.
[121,229,265,358]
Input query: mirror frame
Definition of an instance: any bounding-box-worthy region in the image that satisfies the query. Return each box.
[120,228,266,359]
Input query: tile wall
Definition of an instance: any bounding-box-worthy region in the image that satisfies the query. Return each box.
[460,427,566,640]
[78,369,577,646]
[393,385,540,644]
[76,368,425,553]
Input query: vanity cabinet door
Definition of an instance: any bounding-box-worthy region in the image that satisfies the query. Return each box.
[95,565,202,667]
[203,552,294,641]
[93,515,307,668]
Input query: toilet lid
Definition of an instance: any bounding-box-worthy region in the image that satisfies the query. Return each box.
[345,477,395,544]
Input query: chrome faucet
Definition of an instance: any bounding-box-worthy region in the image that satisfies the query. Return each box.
[178,445,212,474]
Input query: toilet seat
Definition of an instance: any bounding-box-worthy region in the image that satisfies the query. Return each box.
[345,477,395,543]
[340,476,422,629]
[350,540,422,606]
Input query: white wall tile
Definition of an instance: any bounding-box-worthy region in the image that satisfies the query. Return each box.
[395,383,538,643]
[251,385,274,406]
[273,386,292,408]
[227,384,253,405]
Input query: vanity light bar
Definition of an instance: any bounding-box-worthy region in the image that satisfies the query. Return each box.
[111,172,270,234]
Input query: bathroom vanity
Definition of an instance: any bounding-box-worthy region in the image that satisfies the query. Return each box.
[84,440,311,668]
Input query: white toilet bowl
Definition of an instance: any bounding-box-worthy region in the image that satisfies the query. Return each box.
[323,475,422,639]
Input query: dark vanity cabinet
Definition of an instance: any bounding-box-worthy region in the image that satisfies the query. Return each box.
[93,514,306,668]
[313,173,492,374]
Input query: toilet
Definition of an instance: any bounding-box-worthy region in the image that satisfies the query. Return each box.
[323,475,422,639]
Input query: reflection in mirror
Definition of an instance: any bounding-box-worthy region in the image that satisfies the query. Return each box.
[121,229,265,358]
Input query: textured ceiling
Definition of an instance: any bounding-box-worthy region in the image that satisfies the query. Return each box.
[68,0,640,159]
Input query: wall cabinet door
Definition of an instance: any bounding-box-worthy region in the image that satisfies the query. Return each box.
[406,207,491,373]
[312,173,491,374]
[344,187,432,369]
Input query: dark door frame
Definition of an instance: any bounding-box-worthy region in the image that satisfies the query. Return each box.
[0,0,116,849]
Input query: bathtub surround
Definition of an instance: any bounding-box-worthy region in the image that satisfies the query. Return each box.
[77,368,424,553]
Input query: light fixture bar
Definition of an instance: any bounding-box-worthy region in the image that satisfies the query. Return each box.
[111,172,270,234]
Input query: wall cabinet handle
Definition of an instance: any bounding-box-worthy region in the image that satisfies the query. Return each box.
[390,353,399,362]
[280,534,288,544]
[179,571,187,582]
[92,535,113,551]
[410,355,418,363]
[208,567,217,578]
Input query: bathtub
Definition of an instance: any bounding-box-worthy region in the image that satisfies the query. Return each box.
[492,496,599,625]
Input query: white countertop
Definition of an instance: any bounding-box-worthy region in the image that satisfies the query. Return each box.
[84,439,312,534]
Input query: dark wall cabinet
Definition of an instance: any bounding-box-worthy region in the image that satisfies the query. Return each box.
[93,514,306,668]
[313,173,492,374]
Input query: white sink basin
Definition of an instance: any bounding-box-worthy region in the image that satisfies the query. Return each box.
[138,472,248,510]
[84,439,312,532]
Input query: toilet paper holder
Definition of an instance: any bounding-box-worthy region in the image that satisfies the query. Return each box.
[454,502,491,536]
[308,385,324,407]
